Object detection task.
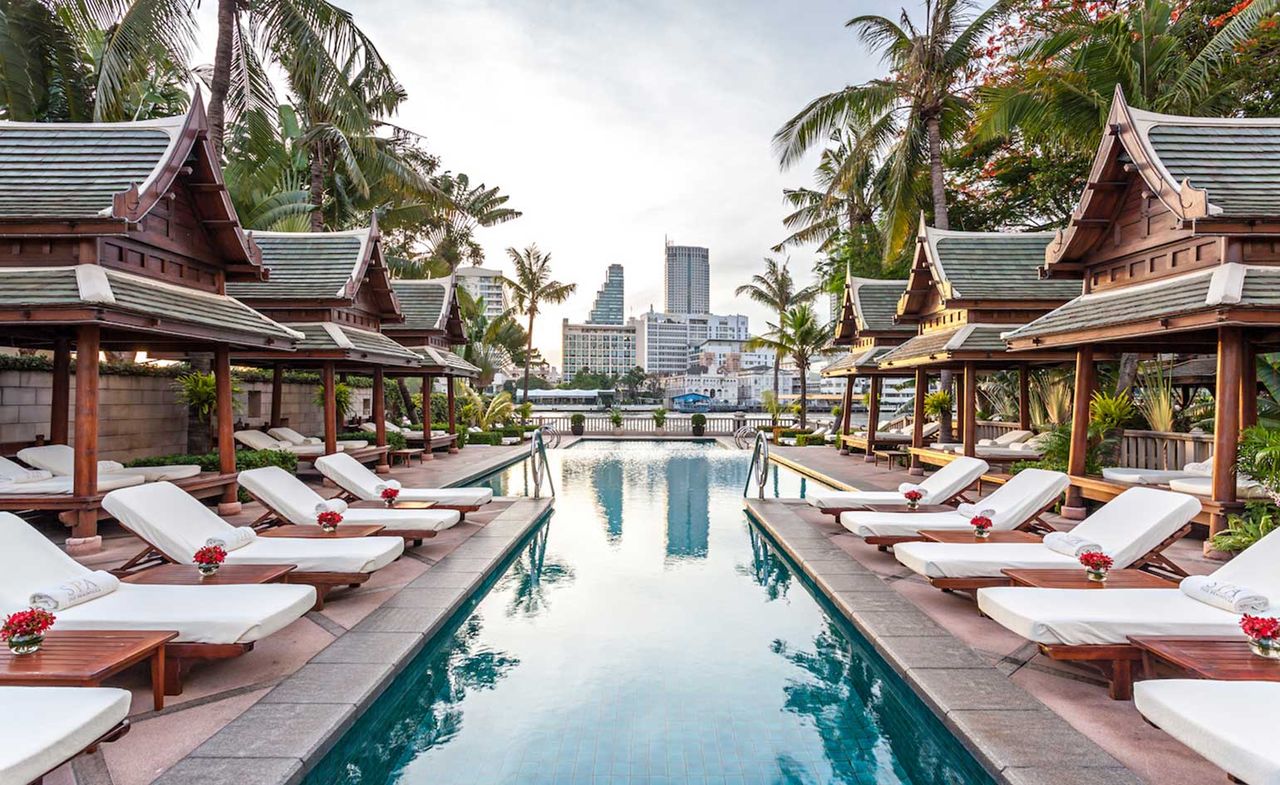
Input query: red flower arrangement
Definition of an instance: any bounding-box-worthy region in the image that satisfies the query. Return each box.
[970,515,993,538]
[317,509,344,533]
[3,607,55,653]
[1079,551,1113,582]
[903,489,924,510]
[1241,614,1280,659]
[380,487,400,506]
[193,545,227,566]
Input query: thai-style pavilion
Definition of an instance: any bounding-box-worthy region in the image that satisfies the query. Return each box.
[0,99,299,545]
[1004,87,1280,545]
[876,219,1082,469]
[382,275,479,454]
[821,275,915,459]
[227,221,427,468]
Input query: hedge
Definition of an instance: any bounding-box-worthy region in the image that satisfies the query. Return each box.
[795,433,829,447]
[338,430,407,450]
[467,432,503,446]
[779,428,815,439]
[125,448,297,503]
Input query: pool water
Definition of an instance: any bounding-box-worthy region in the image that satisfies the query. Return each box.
[305,442,994,785]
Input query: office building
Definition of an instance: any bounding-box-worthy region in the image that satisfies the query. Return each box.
[664,242,710,314]
[561,320,637,377]
[455,266,506,319]
[635,309,749,375]
[588,264,625,325]
[691,339,774,374]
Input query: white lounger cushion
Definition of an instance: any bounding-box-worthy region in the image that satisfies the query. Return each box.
[0,513,315,643]
[894,486,1199,578]
[0,472,144,496]
[1167,475,1271,500]
[314,453,493,507]
[1134,680,1280,785]
[807,457,987,510]
[0,686,131,785]
[840,468,1069,539]
[102,482,403,574]
[1101,468,1206,485]
[239,466,461,534]
[269,428,368,451]
[16,444,179,481]
[234,430,335,456]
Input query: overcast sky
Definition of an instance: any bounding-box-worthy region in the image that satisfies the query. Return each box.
[203,1,899,365]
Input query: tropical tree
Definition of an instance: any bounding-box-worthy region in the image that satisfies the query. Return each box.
[749,304,832,428]
[736,257,818,399]
[503,245,576,402]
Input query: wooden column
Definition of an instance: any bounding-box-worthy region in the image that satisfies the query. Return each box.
[910,368,927,476]
[1210,327,1245,553]
[954,367,965,446]
[446,377,458,453]
[373,368,391,474]
[70,325,100,542]
[865,377,882,463]
[1241,342,1258,429]
[322,362,338,455]
[50,338,71,445]
[962,362,977,458]
[214,346,240,514]
[1063,346,1095,519]
[838,377,854,454]
[269,364,284,427]
[1018,364,1032,431]
[420,374,435,461]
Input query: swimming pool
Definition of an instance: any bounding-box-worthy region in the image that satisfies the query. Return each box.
[305,442,994,785]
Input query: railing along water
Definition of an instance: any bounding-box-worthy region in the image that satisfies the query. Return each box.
[743,431,769,499]
[530,428,556,499]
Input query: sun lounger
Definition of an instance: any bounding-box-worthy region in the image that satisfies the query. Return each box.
[238,466,461,544]
[840,468,1070,547]
[894,486,1198,591]
[233,430,335,457]
[976,520,1280,698]
[0,686,131,785]
[807,456,987,515]
[268,426,367,451]
[1166,474,1270,499]
[1134,680,1279,785]
[360,421,425,441]
[0,512,315,692]
[0,456,143,496]
[1102,457,1212,486]
[314,453,492,513]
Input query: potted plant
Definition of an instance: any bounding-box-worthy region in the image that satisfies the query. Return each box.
[969,512,993,539]
[691,413,706,437]
[609,408,624,435]
[2,608,56,654]
[381,484,401,507]
[1241,614,1280,659]
[193,545,227,578]
[902,487,923,510]
[1079,550,1113,582]
[652,407,667,435]
[570,413,586,436]
[317,508,344,533]
[1089,390,1136,468]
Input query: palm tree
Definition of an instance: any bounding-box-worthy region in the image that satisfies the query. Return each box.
[736,258,818,399]
[412,173,522,270]
[748,305,832,428]
[774,0,1011,256]
[775,129,879,255]
[503,245,576,402]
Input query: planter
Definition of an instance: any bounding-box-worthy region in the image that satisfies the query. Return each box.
[692,426,705,436]
[7,634,43,655]
[571,425,585,436]
[320,523,339,534]
[654,427,666,436]
[1249,639,1280,659]
[613,428,624,436]
[197,563,220,578]
[1086,568,1108,583]
[972,528,990,539]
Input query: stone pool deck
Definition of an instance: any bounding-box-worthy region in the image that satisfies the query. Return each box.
[751,444,1224,785]
[38,443,545,785]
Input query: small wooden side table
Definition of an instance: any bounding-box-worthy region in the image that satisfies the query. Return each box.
[873,449,910,469]
[347,499,437,511]
[1129,636,1280,682]
[123,564,296,585]
[864,503,957,514]
[389,448,425,467]
[0,630,177,710]
[258,524,385,538]
[920,530,1042,544]
[1003,569,1176,589]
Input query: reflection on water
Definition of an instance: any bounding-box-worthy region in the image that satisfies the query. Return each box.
[305,442,994,785]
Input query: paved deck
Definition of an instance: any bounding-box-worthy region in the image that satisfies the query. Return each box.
[36,443,537,785]
[754,445,1225,785]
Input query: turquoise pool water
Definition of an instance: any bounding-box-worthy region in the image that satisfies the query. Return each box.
[305,442,994,785]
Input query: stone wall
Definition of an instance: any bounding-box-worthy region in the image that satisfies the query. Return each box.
[0,371,374,462]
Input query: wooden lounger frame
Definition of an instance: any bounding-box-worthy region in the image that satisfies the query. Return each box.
[1038,643,1143,700]
[926,523,1193,594]
[30,717,134,784]
[861,497,1060,550]
[818,486,976,519]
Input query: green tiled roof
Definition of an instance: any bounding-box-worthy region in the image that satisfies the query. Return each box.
[229,231,368,300]
[286,322,423,366]
[851,279,911,332]
[0,266,300,344]
[390,278,450,331]
[0,119,177,219]
[926,229,1079,301]
[1005,265,1280,343]
[1144,119,1280,218]
[822,346,892,377]
[420,346,480,377]
[878,325,1014,366]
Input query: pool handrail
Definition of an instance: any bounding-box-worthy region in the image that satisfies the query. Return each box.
[531,427,556,499]
[743,430,769,499]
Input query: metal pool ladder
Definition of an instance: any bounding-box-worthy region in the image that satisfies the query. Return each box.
[531,427,556,499]
[743,430,769,499]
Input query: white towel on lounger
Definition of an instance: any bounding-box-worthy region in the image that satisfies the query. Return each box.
[1180,575,1271,614]
[314,498,348,515]
[957,503,995,519]
[30,570,119,611]
[1043,532,1102,558]
[375,479,402,494]
[898,483,922,494]
[206,527,256,552]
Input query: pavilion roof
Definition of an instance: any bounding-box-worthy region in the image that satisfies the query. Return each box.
[822,346,896,377]
[850,278,912,333]
[390,277,451,330]
[877,325,1019,369]
[285,322,425,368]
[418,346,480,378]
[229,228,375,301]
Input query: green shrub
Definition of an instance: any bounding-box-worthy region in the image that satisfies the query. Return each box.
[796,433,827,446]
[571,413,586,427]
[609,408,623,428]
[1212,501,1280,553]
[467,432,503,446]
[779,428,815,439]
[499,426,523,438]
[690,413,706,428]
[125,449,296,503]
[1007,424,1102,476]
[652,408,667,428]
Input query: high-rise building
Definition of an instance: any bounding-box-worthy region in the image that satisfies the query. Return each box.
[634,309,749,374]
[664,241,709,314]
[588,264,625,324]
[455,266,506,320]
[561,319,637,378]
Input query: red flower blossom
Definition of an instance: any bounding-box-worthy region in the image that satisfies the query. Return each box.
[317,510,344,529]
[2,608,56,640]
[1241,614,1280,641]
[1079,551,1114,571]
[193,545,227,566]
[381,487,400,503]
[970,515,993,531]
[903,489,924,503]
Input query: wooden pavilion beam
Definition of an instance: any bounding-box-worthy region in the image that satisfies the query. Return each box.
[446,378,458,453]
[322,362,338,456]
[214,345,240,515]
[269,364,284,427]
[1064,346,1095,519]
[71,325,100,542]
[962,362,977,458]
[910,368,927,476]
[838,376,854,455]
[421,374,435,460]
[50,338,70,445]
[865,377,882,464]
[372,367,390,475]
[1241,342,1258,429]
[955,367,965,447]
[1018,363,1032,431]
[1210,327,1244,556]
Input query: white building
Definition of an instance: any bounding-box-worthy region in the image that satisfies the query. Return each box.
[662,371,741,407]
[691,339,775,373]
[561,320,637,377]
[455,266,507,319]
[738,366,800,406]
[635,309,750,374]
[664,241,710,314]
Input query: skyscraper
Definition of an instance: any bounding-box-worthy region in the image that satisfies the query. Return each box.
[587,264,625,324]
[664,241,709,314]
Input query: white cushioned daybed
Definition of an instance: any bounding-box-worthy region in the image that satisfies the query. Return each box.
[268,426,368,451]
[314,452,493,508]
[18,444,200,483]
[0,686,130,785]
[233,430,335,457]
[0,456,142,495]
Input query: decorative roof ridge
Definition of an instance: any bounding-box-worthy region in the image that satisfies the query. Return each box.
[74,265,115,304]
[322,322,354,349]
[0,114,186,132]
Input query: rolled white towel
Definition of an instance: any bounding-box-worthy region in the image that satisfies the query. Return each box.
[957,503,996,519]
[6,468,53,484]
[206,527,257,552]
[30,570,119,611]
[375,479,402,494]
[1179,575,1271,614]
[315,498,348,515]
[978,438,997,447]
[304,437,322,445]
[897,483,922,494]
[1043,531,1102,558]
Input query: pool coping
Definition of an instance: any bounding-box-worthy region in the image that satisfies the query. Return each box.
[152,496,554,785]
[744,499,1144,785]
